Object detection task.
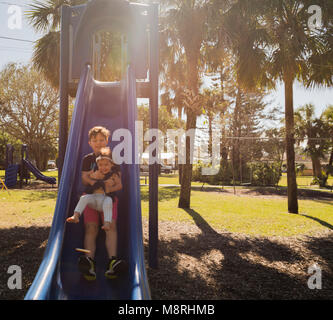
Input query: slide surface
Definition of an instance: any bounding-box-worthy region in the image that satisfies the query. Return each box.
[25,65,150,300]
[22,159,57,185]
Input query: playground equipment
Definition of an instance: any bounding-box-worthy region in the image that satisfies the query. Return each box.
[25,0,158,300]
[21,145,56,186]
[4,144,56,187]
[4,144,19,188]
[0,177,9,193]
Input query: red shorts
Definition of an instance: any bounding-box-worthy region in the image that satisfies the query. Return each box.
[83,196,118,224]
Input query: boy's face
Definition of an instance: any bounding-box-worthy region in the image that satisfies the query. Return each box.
[88,133,108,155]
[97,159,112,175]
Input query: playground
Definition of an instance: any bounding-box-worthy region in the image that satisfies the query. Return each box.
[0,172,332,299]
[0,0,333,301]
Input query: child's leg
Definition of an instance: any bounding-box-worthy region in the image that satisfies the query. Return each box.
[105,221,117,258]
[84,222,99,259]
[104,197,118,258]
[101,196,113,230]
[83,205,102,259]
[67,194,98,223]
[75,194,99,213]
[103,197,127,278]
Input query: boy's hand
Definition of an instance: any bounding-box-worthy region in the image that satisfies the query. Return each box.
[89,170,104,180]
[82,170,96,186]
[104,173,122,193]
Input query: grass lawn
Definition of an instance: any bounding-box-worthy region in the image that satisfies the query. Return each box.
[140,186,333,237]
[1,186,332,237]
[1,186,332,300]
[279,173,333,187]
[2,169,332,189]
[0,190,57,228]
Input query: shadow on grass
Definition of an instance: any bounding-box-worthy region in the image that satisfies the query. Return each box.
[300,214,333,231]
[242,186,333,199]
[146,208,333,299]
[0,226,50,300]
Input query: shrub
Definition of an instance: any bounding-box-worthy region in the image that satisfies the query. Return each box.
[249,162,281,186]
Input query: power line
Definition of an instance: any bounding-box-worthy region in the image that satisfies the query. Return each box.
[0,36,34,43]
[0,45,32,52]
[0,1,29,7]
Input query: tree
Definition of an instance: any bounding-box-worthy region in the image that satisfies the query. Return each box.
[26,0,122,87]
[26,1,79,87]
[216,0,333,213]
[0,129,22,169]
[201,88,226,158]
[263,127,286,167]
[0,64,59,170]
[294,104,329,185]
[263,0,333,211]
[320,105,333,186]
[137,104,184,151]
[160,0,209,208]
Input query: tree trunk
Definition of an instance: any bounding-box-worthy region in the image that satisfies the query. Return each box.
[310,156,317,178]
[232,88,242,181]
[284,75,298,214]
[208,114,213,158]
[178,48,199,209]
[178,112,197,208]
[311,155,323,180]
[322,147,333,186]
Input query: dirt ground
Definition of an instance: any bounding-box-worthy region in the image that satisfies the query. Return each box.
[143,220,333,300]
[0,219,332,300]
[0,183,332,300]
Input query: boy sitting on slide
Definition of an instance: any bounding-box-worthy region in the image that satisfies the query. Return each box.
[67,126,126,280]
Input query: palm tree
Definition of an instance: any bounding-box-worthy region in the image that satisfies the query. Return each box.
[263,0,333,212]
[160,0,209,208]
[320,105,333,186]
[201,88,226,158]
[26,0,123,87]
[25,1,80,87]
[218,0,333,213]
[294,104,329,185]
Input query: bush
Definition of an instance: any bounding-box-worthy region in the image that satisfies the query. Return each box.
[192,161,281,186]
[249,162,281,186]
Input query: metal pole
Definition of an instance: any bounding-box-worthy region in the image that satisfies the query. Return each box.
[58,5,70,182]
[148,3,159,269]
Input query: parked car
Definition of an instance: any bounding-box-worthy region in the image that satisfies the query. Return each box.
[159,164,172,174]
[47,160,57,169]
[140,164,149,172]
[139,163,173,174]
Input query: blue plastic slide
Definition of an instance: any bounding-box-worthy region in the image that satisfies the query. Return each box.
[22,159,57,185]
[25,65,150,300]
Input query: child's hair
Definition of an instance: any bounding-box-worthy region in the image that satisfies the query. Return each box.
[96,147,113,164]
[88,126,110,140]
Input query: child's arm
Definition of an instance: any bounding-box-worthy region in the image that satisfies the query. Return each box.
[104,172,122,193]
[82,170,97,186]
[82,170,104,186]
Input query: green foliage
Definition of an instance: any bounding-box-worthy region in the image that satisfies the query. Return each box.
[0,63,59,170]
[192,161,281,186]
[296,163,306,175]
[26,0,87,87]
[249,162,281,186]
[0,130,22,168]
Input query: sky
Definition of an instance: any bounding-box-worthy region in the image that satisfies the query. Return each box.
[1,0,333,119]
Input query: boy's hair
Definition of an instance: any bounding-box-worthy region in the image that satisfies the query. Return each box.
[88,126,110,140]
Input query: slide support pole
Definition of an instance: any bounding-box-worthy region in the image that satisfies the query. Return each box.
[59,5,70,182]
[148,3,159,269]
